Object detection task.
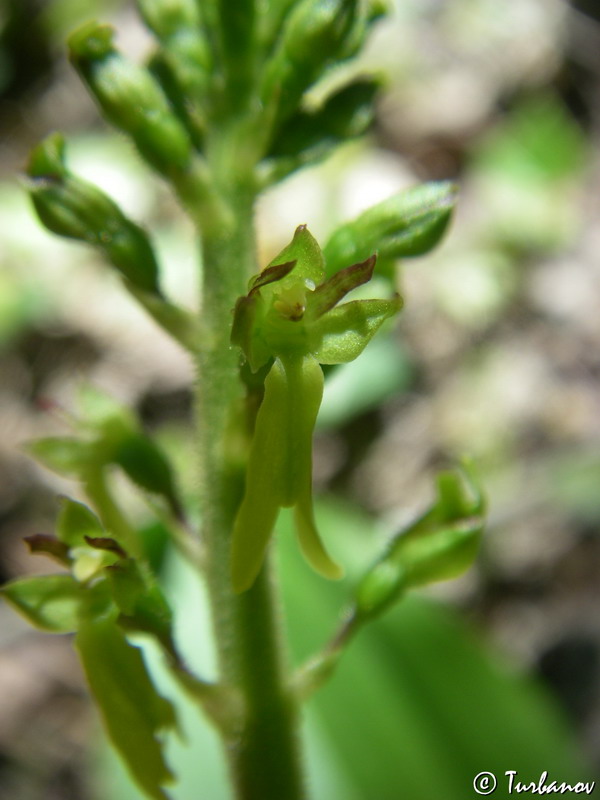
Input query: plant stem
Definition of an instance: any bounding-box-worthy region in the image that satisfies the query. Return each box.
[196,174,306,799]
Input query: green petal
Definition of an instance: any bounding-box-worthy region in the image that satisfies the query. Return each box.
[57,497,104,546]
[312,296,402,364]
[264,225,325,287]
[1,574,84,633]
[294,487,343,580]
[308,254,376,318]
[249,259,297,292]
[231,359,290,593]
[231,355,325,592]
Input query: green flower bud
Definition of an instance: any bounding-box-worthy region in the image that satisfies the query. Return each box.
[148,42,209,149]
[355,560,405,615]
[260,0,359,127]
[139,0,211,146]
[262,77,380,183]
[69,22,192,174]
[323,181,458,276]
[137,0,201,39]
[28,134,162,294]
[355,466,485,618]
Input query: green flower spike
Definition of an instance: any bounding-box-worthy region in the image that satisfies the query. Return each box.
[231,225,402,592]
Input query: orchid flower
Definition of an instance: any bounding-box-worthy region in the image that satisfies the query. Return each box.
[230,225,402,592]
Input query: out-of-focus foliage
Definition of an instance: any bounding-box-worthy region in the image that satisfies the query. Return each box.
[1,0,599,798]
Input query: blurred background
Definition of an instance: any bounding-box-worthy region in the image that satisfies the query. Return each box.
[1,0,599,798]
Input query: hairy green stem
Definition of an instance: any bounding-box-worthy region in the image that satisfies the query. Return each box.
[196,179,306,800]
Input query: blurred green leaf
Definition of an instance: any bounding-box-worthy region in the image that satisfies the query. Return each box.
[112,432,182,517]
[57,496,105,546]
[317,334,412,429]
[475,95,586,182]
[472,95,586,252]
[276,502,589,799]
[1,574,84,632]
[28,435,92,476]
[76,616,177,800]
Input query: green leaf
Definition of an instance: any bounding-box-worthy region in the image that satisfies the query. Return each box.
[69,22,192,174]
[76,616,177,800]
[27,436,91,476]
[312,296,402,364]
[317,334,412,429]
[323,182,458,276]
[27,134,162,294]
[57,497,105,546]
[112,432,182,517]
[1,574,85,632]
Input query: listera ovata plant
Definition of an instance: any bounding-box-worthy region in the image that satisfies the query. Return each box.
[2,1,486,799]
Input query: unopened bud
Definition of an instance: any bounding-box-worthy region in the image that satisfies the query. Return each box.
[69,22,192,173]
[28,134,162,294]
